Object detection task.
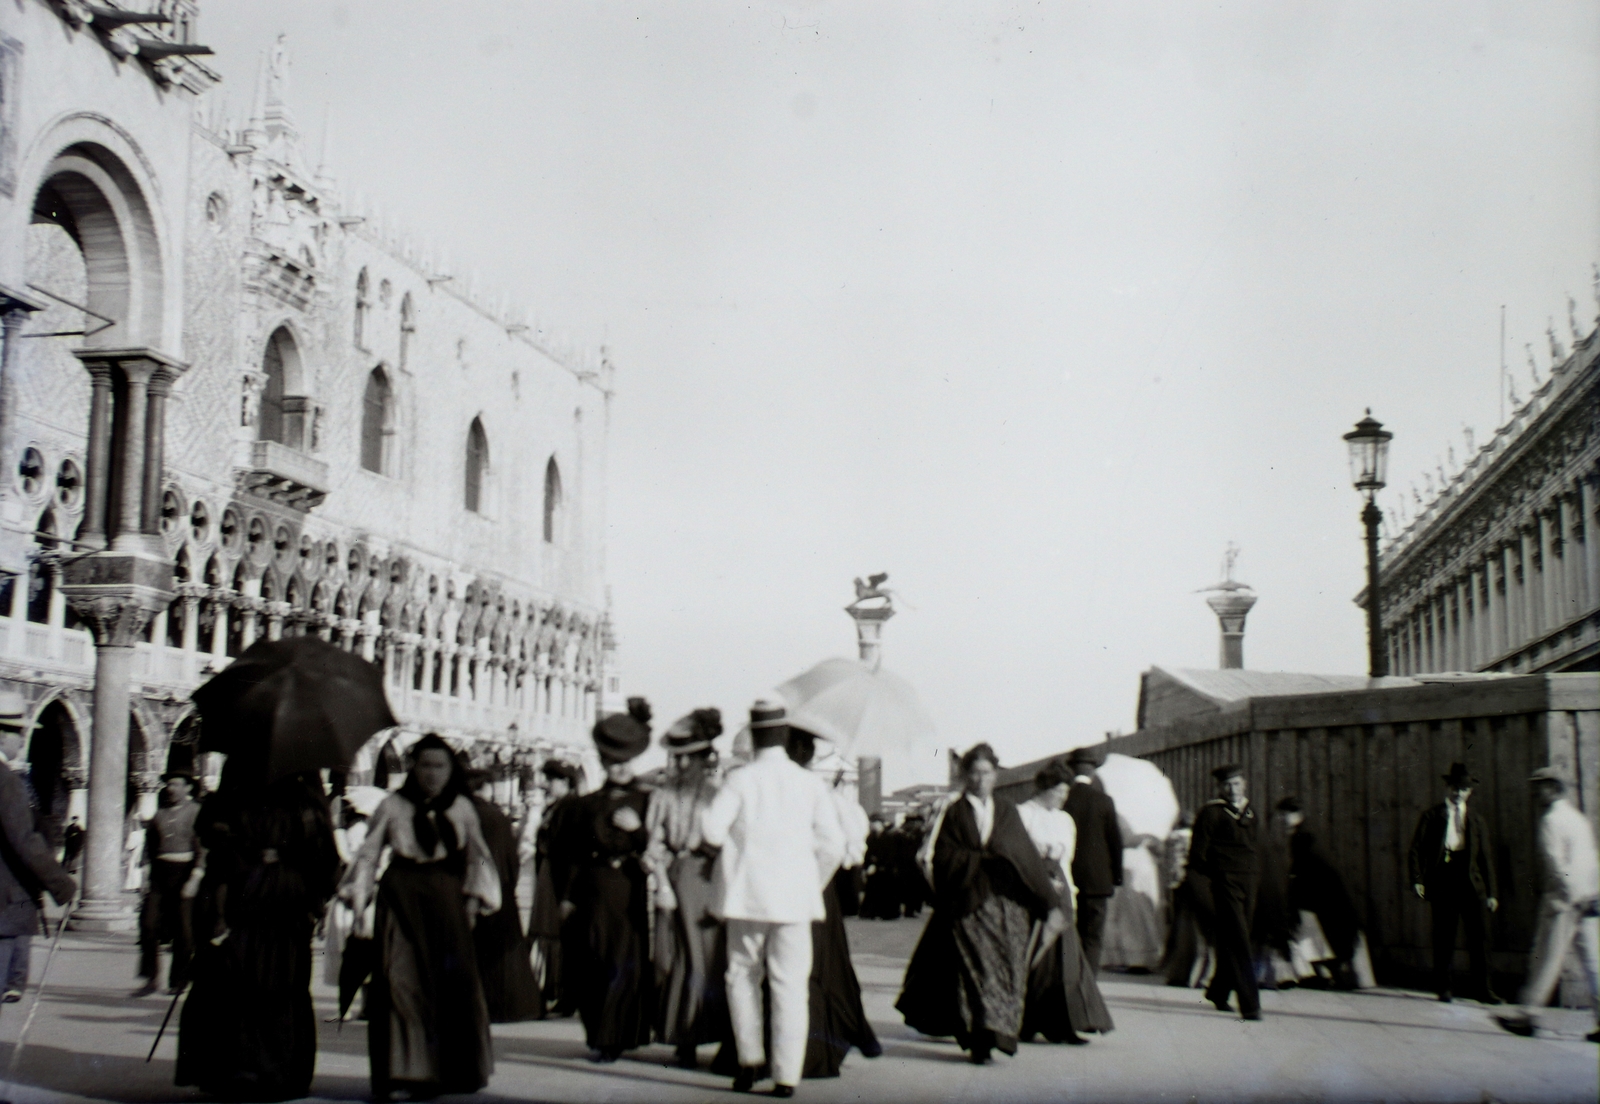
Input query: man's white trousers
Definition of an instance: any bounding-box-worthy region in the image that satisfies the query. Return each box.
[1518,895,1600,1026]
[725,918,812,1086]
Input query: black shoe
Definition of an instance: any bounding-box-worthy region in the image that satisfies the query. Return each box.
[858,1039,883,1059]
[1585,1030,1600,1044]
[770,1087,795,1099]
[130,980,159,998]
[1481,991,1504,1006]
[732,1067,757,1093]
[968,1046,991,1065]
[1241,1010,1262,1021]
[1437,990,1452,1003]
[674,1046,698,1070]
[589,1047,622,1064]
[1494,1014,1535,1037]
[1210,997,1231,1013]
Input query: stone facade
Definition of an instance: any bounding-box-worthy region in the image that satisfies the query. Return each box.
[1370,318,1599,676]
[0,2,618,838]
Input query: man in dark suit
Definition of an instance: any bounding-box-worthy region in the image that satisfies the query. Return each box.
[0,700,76,1008]
[1190,763,1260,1019]
[1408,762,1500,1004]
[1063,747,1122,974]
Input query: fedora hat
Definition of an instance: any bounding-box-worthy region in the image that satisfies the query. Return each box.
[1441,762,1476,787]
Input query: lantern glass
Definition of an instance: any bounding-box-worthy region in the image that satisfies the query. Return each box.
[1343,412,1392,493]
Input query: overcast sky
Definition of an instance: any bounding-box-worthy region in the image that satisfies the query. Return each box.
[201,1,1600,790]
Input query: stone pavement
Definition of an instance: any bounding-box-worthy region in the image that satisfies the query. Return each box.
[0,915,1594,1104]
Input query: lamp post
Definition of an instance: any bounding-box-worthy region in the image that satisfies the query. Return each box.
[1344,410,1393,677]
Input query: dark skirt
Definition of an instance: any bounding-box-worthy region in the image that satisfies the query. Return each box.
[475,881,541,1023]
[530,856,570,1017]
[654,852,729,1047]
[861,867,901,920]
[568,862,653,1052]
[897,892,1033,1056]
[175,906,316,1101]
[367,861,493,1098]
[1022,901,1114,1041]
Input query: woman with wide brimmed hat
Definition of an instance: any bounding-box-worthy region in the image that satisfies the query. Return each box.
[528,757,583,1017]
[556,698,657,1062]
[643,708,730,1068]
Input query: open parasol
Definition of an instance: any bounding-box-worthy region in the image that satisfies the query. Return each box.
[193,636,398,782]
[772,657,936,760]
[1095,752,1180,841]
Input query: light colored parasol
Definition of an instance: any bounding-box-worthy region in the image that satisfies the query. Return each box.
[1095,752,1179,841]
[772,657,937,759]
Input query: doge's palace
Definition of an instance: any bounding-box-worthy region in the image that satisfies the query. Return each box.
[0,1,618,923]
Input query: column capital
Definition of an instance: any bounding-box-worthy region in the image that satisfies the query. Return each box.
[64,593,159,648]
[60,549,174,646]
[69,346,189,384]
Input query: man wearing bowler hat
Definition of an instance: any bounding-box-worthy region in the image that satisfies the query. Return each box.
[133,770,203,997]
[1408,762,1499,1004]
[1189,763,1261,1019]
[1063,746,1122,974]
[701,699,845,1098]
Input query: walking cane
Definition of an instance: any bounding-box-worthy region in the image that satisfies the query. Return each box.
[0,895,77,1104]
[145,983,186,1062]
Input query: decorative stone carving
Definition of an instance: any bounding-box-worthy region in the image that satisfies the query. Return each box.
[64,594,158,648]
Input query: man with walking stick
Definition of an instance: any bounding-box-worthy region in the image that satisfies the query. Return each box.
[0,697,76,1012]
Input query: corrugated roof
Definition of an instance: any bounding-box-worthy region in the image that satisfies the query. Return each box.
[1152,667,1416,705]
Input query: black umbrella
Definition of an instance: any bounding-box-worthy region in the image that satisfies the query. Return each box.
[338,934,377,1022]
[193,636,398,781]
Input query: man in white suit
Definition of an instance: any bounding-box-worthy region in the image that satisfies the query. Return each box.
[702,700,845,1098]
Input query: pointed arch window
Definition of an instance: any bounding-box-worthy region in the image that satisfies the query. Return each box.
[260,332,286,444]
[259,327,308,449]
[361,367,392,474]
[354,268,371,350]
[465,418,489,514]
[542,456,563,544]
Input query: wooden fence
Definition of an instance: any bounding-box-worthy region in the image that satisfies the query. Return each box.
[1000,673,1597,988]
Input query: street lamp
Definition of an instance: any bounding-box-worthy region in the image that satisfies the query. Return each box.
[1344,410,1393,677]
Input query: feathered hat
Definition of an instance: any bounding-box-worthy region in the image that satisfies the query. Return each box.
[593,697,652,764]
[662,707,722,756]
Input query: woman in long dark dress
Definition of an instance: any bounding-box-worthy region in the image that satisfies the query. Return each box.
[557,698,655,1063]
[340,734,500,1101]
[529,760,579,1016]
[176,758,340,1102]
[1014,762,1113,1044]
[644,709,729,1069]
[896,743,1065,1064]
[467,770,542,1022]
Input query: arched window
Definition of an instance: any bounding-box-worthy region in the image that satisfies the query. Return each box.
[542,457,563,544]
[360,368,391,474]
[260,331,286,444]
[354,268,370,349]
[465,418,488,514]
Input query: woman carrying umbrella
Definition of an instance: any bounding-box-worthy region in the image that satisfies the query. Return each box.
[1014,761,1113,1044]
[175,757,341,1101]
[556,698,655,1063]
[896,743,1065,1064]
[643,708,729,1069]
[339,733,501,1101]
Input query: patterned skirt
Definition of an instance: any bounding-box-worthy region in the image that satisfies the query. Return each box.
[950,893,1033,1055]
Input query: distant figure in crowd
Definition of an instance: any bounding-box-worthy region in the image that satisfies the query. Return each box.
[1189,764,1260,1020]
[897,743,1065,1065]
[1063,746,1122,973]
[645,708,729,1069]
[1495,768,1600,1044]
[1161,812,1210,989]
[1408,762,1499,1004]
[897,813,929,919]
[339,734,499,1100]
[529,758,580,1017]
[1015,760,1112,1044]
[62,817,84,874]
[0,701,75,1011]
[1277,797,1360,990]
[177,756,340,1101]
[701,699,845,1097]
[860,815,901,920]
[134,771,202,998]
[560,698,656,1063]
[467,769,541,1023]
[832,772,867,919]
[1250,794,1295,987]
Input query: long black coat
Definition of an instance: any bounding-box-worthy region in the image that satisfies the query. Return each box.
[1287,828,1359,960]
[1064,783,1122,898]
[1407,803,1497,901]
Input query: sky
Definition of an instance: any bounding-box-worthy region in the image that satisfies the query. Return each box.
[198,1,1600,790]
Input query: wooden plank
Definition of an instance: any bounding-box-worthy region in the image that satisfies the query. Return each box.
[1394,720,1431,957]
[1364,723,1401,975]
[1491,713,1536,956]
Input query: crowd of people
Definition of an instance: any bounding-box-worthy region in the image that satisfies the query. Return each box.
[0,677,1589,1104]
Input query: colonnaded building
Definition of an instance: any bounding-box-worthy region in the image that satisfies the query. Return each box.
[1371,307,1598,676]
[0,2,619,923]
